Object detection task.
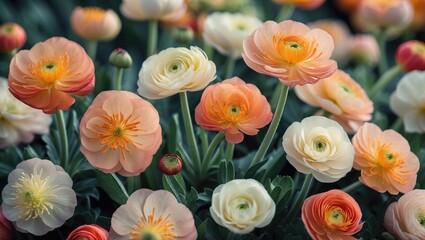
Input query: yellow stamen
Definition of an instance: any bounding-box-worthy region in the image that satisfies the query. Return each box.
[416,208,425,227]
[222,104,247,123]
[129,208,177,240]
[82,7,107,22]
[272,33,316,64]
[27,52,70,84]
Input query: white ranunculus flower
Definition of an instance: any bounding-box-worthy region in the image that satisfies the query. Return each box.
[120,0,187,21]
[282,116,354,183]
[137,46,217,99]
[203,12,262,59]
[390,71,425,133]
[0,78,51,148]
[210,179,275,234]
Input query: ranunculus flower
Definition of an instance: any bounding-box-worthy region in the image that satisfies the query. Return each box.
[396,40,425,72]
[8,37,95,114]
[294,70,373,133]
[358,0,413,29]
[390,71,425,133]
[410,0,425,29]
[66,224,109,240]
[349,34,380,66]
[80,90,162,177]
[71,6,121,41]
[203,12,262,59]
[110,189,197,239]
[282,116,354,183]
[120,0,187,21]
[336,0,361,12]
[0,77,51,148]
[195,77,272,144]
[242,20,337,87]
[0,207,13,240]
[352,122,419,194]
[302,189,363,240]
[384,189,425,240]
[0,22,26,53]
[272,0,326,9]
[1,158,77,236]
[137,46,216,99]
[210,179,276,234]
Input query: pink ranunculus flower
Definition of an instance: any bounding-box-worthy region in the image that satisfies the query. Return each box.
[8,37,95,114]
[242,20,337,87]
[110,189,197,239]
[80,90,162,177]
[0,22,26,53]
[120,0,187,21]
[66,224,109,240]
[349,34,380,66]
[352,122,419,195]
[384,189,425,240]
[294,69,373,133]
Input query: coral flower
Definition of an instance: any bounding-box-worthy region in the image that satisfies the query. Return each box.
[294,70,373,133]
[384,189,425,240]
[120,0,187,21]
[1,158,77,236]
[0,22,26,53]
[302,189,363,240]
[80,90,162,177]
[110,189,197,239]
[8,37,95,114]
[396,40,425,72]
[66,224,109,240]
[352,122,419,195]
[71,6,121,41]
[242,20,337,87]
[272,0,325,10]
[195,77,272,144]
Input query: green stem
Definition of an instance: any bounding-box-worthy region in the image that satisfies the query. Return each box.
[276,4,296,22]
[369,65,404,98]
[201,132,225,176]
[112,173,130,198]
[283,174,314,224]
[179,92,202,177]
[55,110,69,170]
[342,180,363,193]
[203,40,214,60]
[87,40,98,60]
[250,84,289,167]
[114,67,124,90]
[127,176,141,195]
[377,30,388,75]
[224,56,236,79]
[225,143,235,161]
[390,117,403,131]
[270,83,283,111]
[147,20,158,57]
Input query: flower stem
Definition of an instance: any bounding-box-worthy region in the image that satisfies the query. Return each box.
[342,180,363,193]
[147,20,158,57]
[224,56,236,79]
[276,4,296,22]
[283,174,314,224]
[126,176,140,195]
[179,92,202,178]
[390,117,403,131]
[201,132,225,177]
[112,173,130,198]
[377,30,388,75]
[114,67,124,91]
[369,65,404,98]
[225,143,235,161]
[250,84,289,167]
[203,40,214,60]
[87,40,98,60]
[55,110,69,170]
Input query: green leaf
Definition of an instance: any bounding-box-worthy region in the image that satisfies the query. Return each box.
[42,131,61,165]
[218,159,235,184]
[22,145,40,159]
[186,187,199,213]
[162,173,186,203]
[95,170,129,205]
[196,218,209,240]
[243,160,268,179]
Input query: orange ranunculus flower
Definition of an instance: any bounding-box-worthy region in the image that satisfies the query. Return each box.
[8,37,95,114]
[66,224,108,240]
[294,70,373,133]
[272,0,325,10]
[195,77,272,144]
[352,122,419,195]
[302,189,363,240]
[242,20,337,87]
[80,90,162,176]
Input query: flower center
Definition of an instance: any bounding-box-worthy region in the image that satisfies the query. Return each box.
[273,34,312,64]
[0,25,13,34]
[412,42,425,57]
[327,207,345,225]
[129,208,176,240]
[10,171,55,220]
[313,137,327,152]
[28,52,70,84]
[372,0,397,8]
[416,208,425,227]
[83,7,106,21]
[234,22,247,31]
[223,104,247,123]
[89,112,142,160]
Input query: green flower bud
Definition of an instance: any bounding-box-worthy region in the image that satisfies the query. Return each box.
[109,48,132,68]
[172,27,194,44]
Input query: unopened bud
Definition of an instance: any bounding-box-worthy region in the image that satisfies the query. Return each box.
[396,40,425,72]
[0,22,26,53]
[109,48,132,68]
[158,154,183,175]
[172,27,194,44]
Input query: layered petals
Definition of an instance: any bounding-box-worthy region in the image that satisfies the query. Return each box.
[66,224,109,240]
[120,0,187,21]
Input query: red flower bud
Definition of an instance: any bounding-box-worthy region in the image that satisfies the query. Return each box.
[0,23,26,53]
[158,154,183,175]
[396,40,425,72]
[66,224,109,240]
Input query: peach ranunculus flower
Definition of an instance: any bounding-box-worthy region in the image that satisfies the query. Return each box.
[195,77,272,144]
[71,6,121,41]
[358,0,413,30]
[8,37,95,114]
[272,0,325,10]
[302,189,363,240]
[352,122,420,195]
[110,189,197,239]
[390,71,425,133]
[282,116,355,183]
[294,70,373,133]
[349,34,380,66]
[242,20,337,87]
[80,90,162,177]
[384,189,425,240]
[120,0,187,21]
[0,77,51,148]
[137,46,216,99]
[66,224,109,240]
